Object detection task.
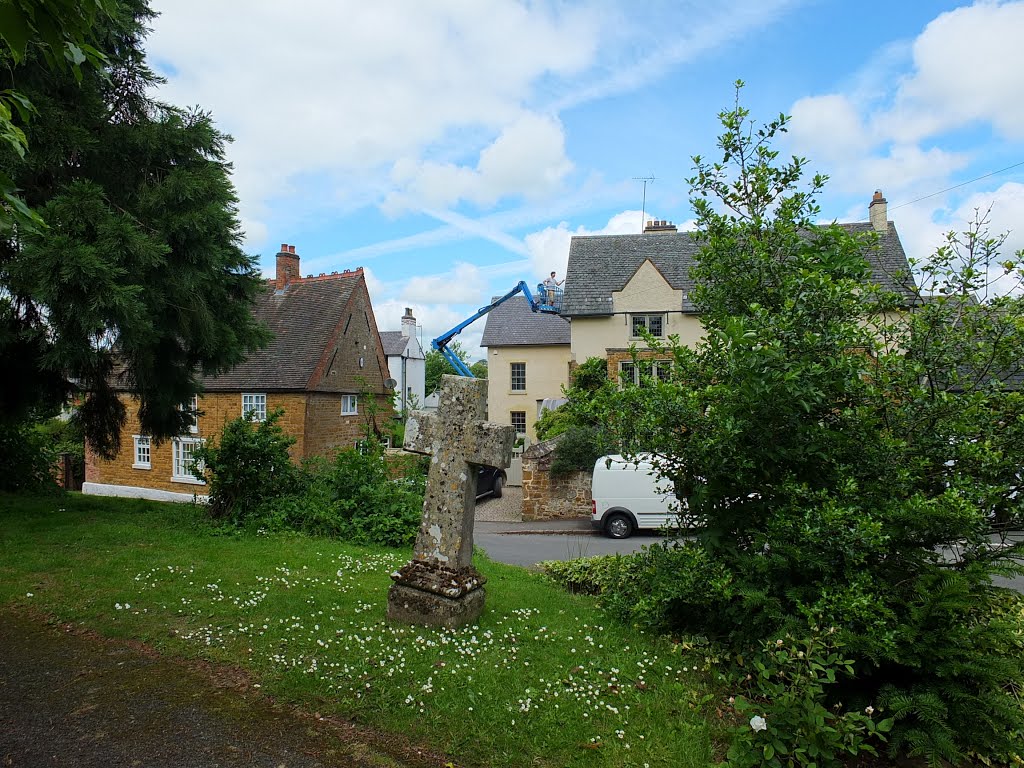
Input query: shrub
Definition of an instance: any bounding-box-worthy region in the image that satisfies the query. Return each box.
[193,409,299,522]
[0,420,59,492]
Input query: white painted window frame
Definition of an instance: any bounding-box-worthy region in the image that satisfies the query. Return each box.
[510,362,527,392]
[341,394,358,415]
[630,313,666,339]
[171,437,205,484]
[510,410,527,435]
[132,435,151,470]
[242,392,267,421]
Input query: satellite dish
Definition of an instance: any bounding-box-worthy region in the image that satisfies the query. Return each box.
[384,378,398,390]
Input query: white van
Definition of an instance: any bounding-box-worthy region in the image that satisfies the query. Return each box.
[590,454,682,539]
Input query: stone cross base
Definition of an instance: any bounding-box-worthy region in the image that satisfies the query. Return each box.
[386,561,487,628]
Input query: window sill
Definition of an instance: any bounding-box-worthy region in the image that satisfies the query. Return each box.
[132,463,151,470]
[509,390,527,395]
[171,476,206,486]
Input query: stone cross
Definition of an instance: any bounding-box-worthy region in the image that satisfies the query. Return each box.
[387,375,514,627]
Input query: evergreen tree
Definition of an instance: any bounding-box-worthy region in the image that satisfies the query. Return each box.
[0,0,269,457]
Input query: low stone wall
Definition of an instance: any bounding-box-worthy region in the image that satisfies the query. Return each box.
[521,438,592,520]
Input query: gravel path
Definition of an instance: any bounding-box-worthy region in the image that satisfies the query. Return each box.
[474,485,522,522]
[0,611,446,768]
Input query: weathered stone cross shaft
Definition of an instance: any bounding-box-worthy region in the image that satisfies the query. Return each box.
[387,375,515,627]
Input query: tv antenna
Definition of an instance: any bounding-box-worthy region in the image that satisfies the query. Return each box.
[633,176,656,232]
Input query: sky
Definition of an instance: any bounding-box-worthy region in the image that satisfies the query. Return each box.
[145,0,1024,360]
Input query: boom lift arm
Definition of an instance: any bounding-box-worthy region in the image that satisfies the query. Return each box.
[431,280,562,378]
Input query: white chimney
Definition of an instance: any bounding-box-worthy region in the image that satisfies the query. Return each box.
[869,190,888,233]
[401,307,416,338]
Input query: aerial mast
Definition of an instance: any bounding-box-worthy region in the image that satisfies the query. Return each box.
[632,175,656,232]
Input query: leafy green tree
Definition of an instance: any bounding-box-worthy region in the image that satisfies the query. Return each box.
[0,0,115,233]
[605,84,1024,762]
[424,341,469,393]
[469,358,487,378]
[0,0,269,457]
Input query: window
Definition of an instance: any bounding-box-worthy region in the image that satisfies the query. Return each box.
[618,360,672,387]
[510,362,526,392]
[242,393,267,421]
[511,411,527,435]
[180,394,199,434]
[341,394,358,415]
[631,314,665,338]
[172,437,205,483]
[133,436,151,469]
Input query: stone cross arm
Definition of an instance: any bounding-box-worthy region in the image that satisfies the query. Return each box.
[403,411,514,470]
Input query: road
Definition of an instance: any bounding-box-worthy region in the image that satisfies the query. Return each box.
[474,518,1024,595]
[475,519,661,567]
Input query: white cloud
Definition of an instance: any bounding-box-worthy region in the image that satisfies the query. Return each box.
[402,262,485,305]
[387,113,574,211]
[882,1,1024,143]
[146,0,601,242]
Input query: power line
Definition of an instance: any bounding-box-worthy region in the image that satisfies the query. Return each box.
[889,160,1024,213]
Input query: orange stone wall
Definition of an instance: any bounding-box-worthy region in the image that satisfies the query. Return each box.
[86,392,308,493]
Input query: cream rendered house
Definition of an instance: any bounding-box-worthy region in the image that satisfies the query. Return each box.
[562,193,915,380]
[480,295,571,443]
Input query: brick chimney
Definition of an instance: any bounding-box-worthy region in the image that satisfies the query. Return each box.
[869,190,888,233]
[275,243,300,290]
[401,307,417,338]
[643,219,678,234]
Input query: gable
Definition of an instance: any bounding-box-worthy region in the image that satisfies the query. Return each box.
[611,259,683,314]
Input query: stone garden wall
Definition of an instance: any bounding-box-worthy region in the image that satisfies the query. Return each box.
[521,438,592,520]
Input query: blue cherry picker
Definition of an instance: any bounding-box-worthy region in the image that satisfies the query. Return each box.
[431,280,563,377]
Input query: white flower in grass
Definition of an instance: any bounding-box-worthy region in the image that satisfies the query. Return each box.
[750,715,767,732]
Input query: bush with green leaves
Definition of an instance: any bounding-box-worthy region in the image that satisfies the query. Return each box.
[590,84,1024,763]
[196,413,423,547]
[0,420,58,492]
[193,409,299,522]
[725,630,893,768]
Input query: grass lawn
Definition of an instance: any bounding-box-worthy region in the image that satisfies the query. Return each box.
[0,492,721,767]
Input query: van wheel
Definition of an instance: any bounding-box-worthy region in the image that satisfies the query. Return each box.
[605,512,633,539]
[492,473,504,499]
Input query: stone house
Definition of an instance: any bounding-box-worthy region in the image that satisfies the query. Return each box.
[561,191,915,381]
[380,308,426,417]
[83,243,393,503]
[480,294,571,444]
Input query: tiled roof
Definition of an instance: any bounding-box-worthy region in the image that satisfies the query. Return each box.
[562,224,916,317]
[379,331,409,357]
[481,295,571,347]
[202,274,359,391]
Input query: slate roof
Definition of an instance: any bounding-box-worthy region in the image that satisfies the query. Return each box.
[562,223,916,317]
[202,274,359,391]
[379,331,410,357]
[480,295,571,347]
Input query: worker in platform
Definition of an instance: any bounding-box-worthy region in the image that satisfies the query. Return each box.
[543,271,563,305]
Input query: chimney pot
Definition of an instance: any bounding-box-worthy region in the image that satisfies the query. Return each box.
[274,241,300,290]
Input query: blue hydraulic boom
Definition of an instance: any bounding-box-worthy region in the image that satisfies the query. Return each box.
[432,280,562,377]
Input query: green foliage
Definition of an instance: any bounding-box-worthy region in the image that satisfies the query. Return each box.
[0,0,269,457]
[35,415,84,482]
[469,359,488,378]
[0,420,58,492]
[726,630,892,768]
[197,411,423,547]
[548,425,612,476]
[424,341,468,394]
[0,0,115,234]
[193,409,298,523]
[593,83,1024,762]
[535,357,612,441]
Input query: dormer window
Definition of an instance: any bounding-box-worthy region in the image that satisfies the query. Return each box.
[631,314,665,338]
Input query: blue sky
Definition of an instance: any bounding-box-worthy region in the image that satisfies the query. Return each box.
[146,1,1024,360]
